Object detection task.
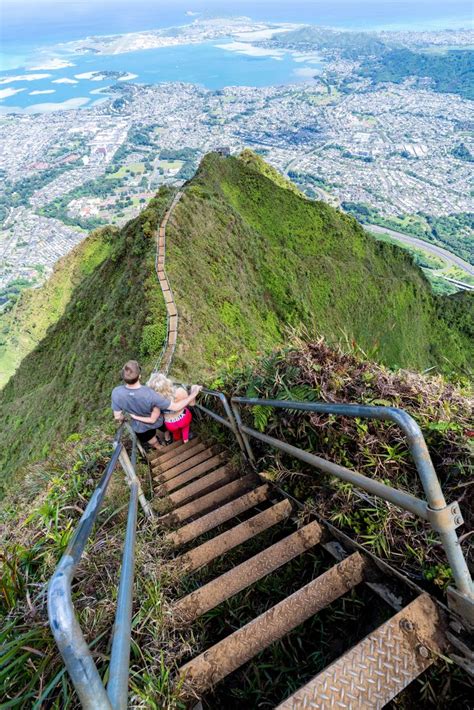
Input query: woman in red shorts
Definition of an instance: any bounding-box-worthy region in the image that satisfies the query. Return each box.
[130,374,200,443]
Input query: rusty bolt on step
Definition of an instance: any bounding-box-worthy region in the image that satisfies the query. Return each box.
[417,645,430,658]
[400,619,414,632]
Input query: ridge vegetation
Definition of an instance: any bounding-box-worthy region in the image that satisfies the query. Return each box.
[1,151,472,495]
[0,229,112,389]
[166,151,473,379]
[1,152,473,708]
[0,189,172,496]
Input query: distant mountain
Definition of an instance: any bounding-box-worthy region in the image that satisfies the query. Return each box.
[272,26,388,58]
[0,150,472,495]
[358,48,474,100]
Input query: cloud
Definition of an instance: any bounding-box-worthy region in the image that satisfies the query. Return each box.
[0,73,52,84]
[28,58,75,70]
[215,42,285,60]
[0,87,26,99]
[29,89,56,95]
[52,77,79,84]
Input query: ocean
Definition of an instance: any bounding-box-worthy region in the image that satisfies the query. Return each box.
[0,0,471,112]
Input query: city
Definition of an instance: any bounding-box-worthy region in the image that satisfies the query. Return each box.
[0,23,472,302]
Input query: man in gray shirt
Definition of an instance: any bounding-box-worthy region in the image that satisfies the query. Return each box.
[111,360,199,451]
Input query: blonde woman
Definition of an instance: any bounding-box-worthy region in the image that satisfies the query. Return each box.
[130,373,201,444]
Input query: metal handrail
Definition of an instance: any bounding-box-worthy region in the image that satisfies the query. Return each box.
[47,427,151,709]
[229,397,473,604]
[49,392,473,707]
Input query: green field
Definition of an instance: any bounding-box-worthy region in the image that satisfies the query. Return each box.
[106,162,145,179]
[158,159,184,171]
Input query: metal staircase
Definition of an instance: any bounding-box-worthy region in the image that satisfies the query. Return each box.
[46,192,473,708]
[149,436,450,708]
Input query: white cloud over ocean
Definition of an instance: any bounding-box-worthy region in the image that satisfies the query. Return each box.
[0,87,26,99]
[215,42,285,61]
[0,73,51,84]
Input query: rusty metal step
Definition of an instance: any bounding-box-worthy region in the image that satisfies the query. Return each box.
[152,441,207,472]
[152,437,201,465]
[167,466,237,507]
[155,453,228,493]
[158,473,259,527]
[165,484,271,548]
[275,593,445,710]
[179,552,367,695]
[173,498,293,573]
[155,449,221,484]
[173,520,323,623]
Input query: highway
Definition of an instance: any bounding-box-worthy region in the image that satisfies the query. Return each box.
[364,224,474,278]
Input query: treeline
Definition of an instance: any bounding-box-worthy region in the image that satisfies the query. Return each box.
[159,147,200,161]
[358,49,474,100]
[40,177,115,230]
[343,201,474,264]
[0,161,81,224]
[274,27,388,59]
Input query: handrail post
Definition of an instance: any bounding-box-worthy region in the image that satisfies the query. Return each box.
[230,400,256,465]
[200,389,251,462]
[119,447,154,520]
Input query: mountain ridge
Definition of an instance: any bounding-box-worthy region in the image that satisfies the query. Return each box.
[0,151,472,495]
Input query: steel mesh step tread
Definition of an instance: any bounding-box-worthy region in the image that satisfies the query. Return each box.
[178,552,367,696]
[155,453,228,492]
[167,466,237,507]
[152,442,208,472]
[155,449,222,483]
[173,498,293,574]
[173,520,323,623]
[165,484,271,548]
[275,593,445,710]
[158,473,259,527]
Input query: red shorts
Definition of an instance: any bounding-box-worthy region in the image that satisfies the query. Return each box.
[165,408,192,441]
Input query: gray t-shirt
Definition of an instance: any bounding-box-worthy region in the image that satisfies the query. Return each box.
[111,384,171,433]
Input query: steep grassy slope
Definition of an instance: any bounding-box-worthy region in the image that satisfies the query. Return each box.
[0,230,112,389]
[1,154,473,706]
[166,152,473,379]
[0,188,172,496]
[1,152,472,495]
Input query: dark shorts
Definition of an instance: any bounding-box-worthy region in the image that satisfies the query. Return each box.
[136,429,158,444]
[135,421,167,444]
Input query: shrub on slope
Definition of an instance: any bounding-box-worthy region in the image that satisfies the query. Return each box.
[220,336,473,590]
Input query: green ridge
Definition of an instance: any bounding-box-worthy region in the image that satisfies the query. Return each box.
[0,189,172,496]
[167,151,473,379]
[0,152,472,496]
